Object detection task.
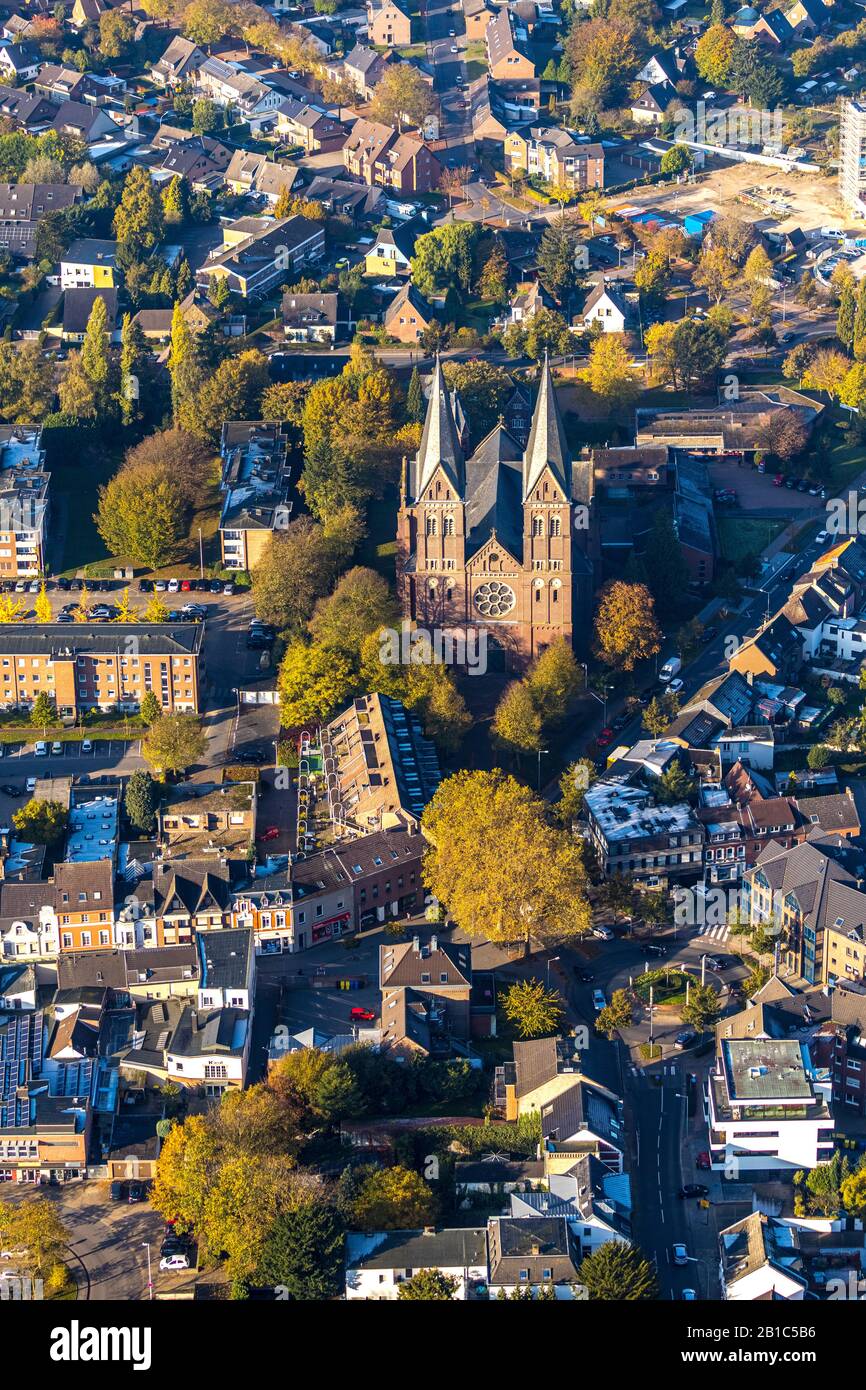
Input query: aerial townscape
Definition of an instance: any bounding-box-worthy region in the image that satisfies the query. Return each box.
[3,0,866,1347]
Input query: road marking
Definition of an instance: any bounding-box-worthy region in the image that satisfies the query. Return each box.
[696,922,729,942]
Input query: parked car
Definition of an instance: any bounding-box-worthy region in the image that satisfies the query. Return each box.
[51,741,62,756]
[81,739,92,754]
[159,1253,190,1272]
[209,579,223,594]
[127,1180,144,1203]
[672,1243,689,1266]
[222,582,235,595]
[233,748,264,764]
[57,577,71,591]
[574,967,594,983]
[109,1181,126,1201]
[679,1184,709,1198]
[592,989,606,1012]
[257,826,280,843]
[167,578,179,593]
[56,612,73,623]
[597,726,615,748]
[25,778,36,793]
[138,579,153,593]
[34,742,47,757]
[180,579,192,591]
[644,942,666,958]
[676,1029,697,1049]
[0,785,20,797]
[350,1006,376,1022]
[592,926,614,940]
[667,678,684,694]
[696,1151,711,1170]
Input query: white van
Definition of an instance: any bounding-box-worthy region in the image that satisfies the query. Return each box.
[34,741,48,756]
[659,656,682,683]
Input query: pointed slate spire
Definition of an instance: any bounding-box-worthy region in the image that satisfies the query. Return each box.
[522,351,571,502]
[415,353,465,500]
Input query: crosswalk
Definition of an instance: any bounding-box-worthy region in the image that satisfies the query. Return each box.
[695,922,729,943]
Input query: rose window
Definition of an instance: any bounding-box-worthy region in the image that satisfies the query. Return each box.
[474,581,516,617]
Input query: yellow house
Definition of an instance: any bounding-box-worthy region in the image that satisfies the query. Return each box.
[60,238,117,290]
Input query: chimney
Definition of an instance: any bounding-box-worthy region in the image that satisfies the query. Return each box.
[412,935,420,954]
[430,934,437,953]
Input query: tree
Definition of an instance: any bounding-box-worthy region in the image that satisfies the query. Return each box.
[782,342,813,386]
[693,246,737,305]
[142,715,207,777]
[0,1197,69,1279]
[642,692,680,737]
[34,583,51,624]
[580,335,638,410]
[58,352,98,421]
[805,1151,849,1216]
[80,293,112,404]
[441,359,512,437]
[30,690,56,730]
[839,363,866,414]
[657,761,695,806]
[405,367,425,425]
[95,465,188,568]
[255,1202,345,1300]
[838,280,857,352]
[307,567,397,657]
[477,240,509,303]
[578,1240,658,1300]
[397,1268,459,1300]
[113,165,164,252]
[143,595,169,624]
[350,1166,435,1231]
[0,595,24,623]
[681,982,722,1031]
[99,7,134,57]
[695,23,734,85]
[422,771,591,948]
[411,222,480,298]
[802,348,850,401]
[277,641,354,728]
[124,769,159,834]
[0,341,55,423]
[567,17,642,108]
[660,143,691,176]
[186,350,269,443]
[596,988,635,1038]
[807,743,831,771]
[12,798,67,845]
[501,978,564,1039]
[840,1164,866,1217]
[119,312,150,427]
[182,0,233,46]
[594,581,661,671]
[252,516,343,634]
[527,639,582,726]
[556,758,596,826]
[536,222,580,298]
[493,680,543,756]
[370,64,436,131]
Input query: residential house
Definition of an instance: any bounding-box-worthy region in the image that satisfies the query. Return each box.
[463,0,495,39]
[337,43,393,99]
[384,281,436,344]
[0,424,49,579]
[743,834,866,984]
[630,82,674,125]
[719,1212,809,1300]
[33,66,106,106]
[0,41,39,82]
[504,126,603,191]
[580,283,631,334]
[785,0,831,33]
[60,238,117,290]
[218,420,294,571]
[51,99,119,144]
[197,214,325,299]
[487,1217,581,1298]
[0,1010,92,1183]
[635,47,690,87]
[282,290,348,344]
[0,182,82,258]
[509,1155,632,1253]
[151,35,205,87]
[0,83,55,131]
[276,102,347,154]
[378,933,495,1057]
[362,222,416,277]
[366,0,411,47]
[159,137,231,193]
[321,693,441,832]
[707,1036,834,1174]
[583,778,704,885]
[343,117,442,195]
[728,613,803,684]
[732,6,794,44]
[62,287,119,344]
[485,6,535,80]
[194,57,284,132]
[345,1228,488,1299]
[224,148,302,202]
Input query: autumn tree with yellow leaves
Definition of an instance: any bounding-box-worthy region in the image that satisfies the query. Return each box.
[422,770,591,948]
[594,580,661,672]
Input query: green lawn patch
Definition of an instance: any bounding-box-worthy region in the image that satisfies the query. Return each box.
[634,968,691,1007]
[717,515,785,566]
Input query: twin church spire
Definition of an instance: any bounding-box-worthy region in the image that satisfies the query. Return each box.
[414,352,570,504]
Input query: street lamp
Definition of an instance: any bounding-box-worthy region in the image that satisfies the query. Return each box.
[546,956,560,988]
[537,746,549,790]
[142,1242,152,1301]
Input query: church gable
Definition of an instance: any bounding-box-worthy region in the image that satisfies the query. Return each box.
[466,535,521,574]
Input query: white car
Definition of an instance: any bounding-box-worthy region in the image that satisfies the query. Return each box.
[668,678,684,694]
[159,1253,190,1272]
[450,43,458,52]
[51,741,62,756]
[167,579,180,593]
[0,1269,20,1280]
[33,741,47,757]
[25,777,36,793]
[815,530,829,544]
[592,989,606,1012]
[592,926,614,940]
[81,739,92,754]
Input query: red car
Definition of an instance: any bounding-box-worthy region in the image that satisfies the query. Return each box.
[350,1007,376,1022]
[257,826,280,842]
[180,579,192,591]
[597,727,615,748]
[696,1151,711,1171]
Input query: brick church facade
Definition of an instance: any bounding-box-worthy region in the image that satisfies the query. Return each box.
[396,356,598,669]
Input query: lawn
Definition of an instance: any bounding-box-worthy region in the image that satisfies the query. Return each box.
[818,416,866,492]
[47,439,121,576]
[359,486,399,577]
[634,968,690,1007]
[717,515,785,566]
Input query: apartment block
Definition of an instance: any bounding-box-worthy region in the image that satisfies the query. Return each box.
[839,99,866,213]
[219,421,295,571]
[0,624,204,716]
[0,425,48,578]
